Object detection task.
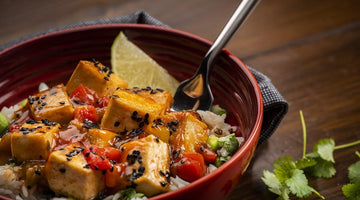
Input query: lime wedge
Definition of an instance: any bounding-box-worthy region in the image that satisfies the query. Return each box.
[0,113,9,133]
[111,32,179,95]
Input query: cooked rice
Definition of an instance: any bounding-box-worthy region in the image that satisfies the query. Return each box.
[197,110,237,137]
[0,165,24,199]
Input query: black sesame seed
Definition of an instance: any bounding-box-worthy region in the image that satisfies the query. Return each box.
[104,77,109,81]
[66,157,72,161]
[114,121,120,127]
[155,136,159,142]
[132,111,138,116]
[42,102,47,106]
[200,146,205,152]
[59,101,65,105]
[136,116,142,122]
[83,164,90,169]
[34,170,41,175]
[160,170,166,176]
[94,165,99,170]
[160,182,167,187]
[41,95,46,99]
[180,160,185,164]
[59,168,66,173]
[138,166,145,173]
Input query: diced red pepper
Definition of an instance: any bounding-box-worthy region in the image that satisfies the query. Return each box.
[199,146,218,164]
[173,152,205,182]
[97,96,109,108]
[9,123,21,132]
[70,84,96,105]
[74,105,99,123]
[82,144,122,171]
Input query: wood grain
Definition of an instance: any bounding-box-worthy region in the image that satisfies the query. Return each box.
[1,0,360,199]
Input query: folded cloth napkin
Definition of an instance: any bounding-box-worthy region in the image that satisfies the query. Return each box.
[0,10,288,146]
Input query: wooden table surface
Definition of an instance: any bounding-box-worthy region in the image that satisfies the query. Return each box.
[1,0,359,199]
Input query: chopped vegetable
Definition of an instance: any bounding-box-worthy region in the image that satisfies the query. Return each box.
[217,134,239,155]
[0,113,9,134]
[199,146,217,164]
[74,105,99,123]
[207,133,239,167]
[119,188,145,200]
[70,84,96,105]
[210,105,227,116]
[174,152,205,182]
[207,135,219,151]
[82,144,121,171]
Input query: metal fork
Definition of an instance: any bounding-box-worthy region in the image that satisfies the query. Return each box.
[171,0,259,111]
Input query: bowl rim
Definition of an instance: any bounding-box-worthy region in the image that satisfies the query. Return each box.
[0,23,263,199]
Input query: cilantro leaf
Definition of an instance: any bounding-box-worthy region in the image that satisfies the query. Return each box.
[273,156,297,182]
[305,157,336,178]
[285,169,314,198]
[342,180,360,200]
[312,138,335,163]
[262,170,282,196]
[348,161,360,183]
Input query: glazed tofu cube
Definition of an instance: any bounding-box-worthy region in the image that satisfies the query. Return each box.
[45,144,105,200]
[66,60,128,97]
[120,135,170,196]
[11,120,60,161]
[28,84,73,124]
[144,120,171,143]
[126,87,173,112]
[168,111,209,154]
[85,128,119,147]
[101,89,163,133]
[0,132,12,164]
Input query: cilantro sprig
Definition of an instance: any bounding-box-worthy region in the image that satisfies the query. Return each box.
[342,151,360,199]
[262,110,360,199]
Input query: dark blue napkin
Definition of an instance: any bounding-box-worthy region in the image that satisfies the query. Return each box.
[0,10,288,146]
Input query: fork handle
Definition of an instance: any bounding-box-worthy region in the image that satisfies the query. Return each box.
[203,0,259,75]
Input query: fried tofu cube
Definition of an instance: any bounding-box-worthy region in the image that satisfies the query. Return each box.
[45,144,105,200]
[85,129,119,147]
[0,132,12,164]
[66,60,128,97]
[29,84,73,124]
[144,121,171,143]
[120,135,170,196]
[11,120,60,161]
[101,89,163,133]
[168,111,209,153]
[126,87,173,112]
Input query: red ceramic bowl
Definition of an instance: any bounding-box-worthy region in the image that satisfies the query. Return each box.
[0,24,263,200]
